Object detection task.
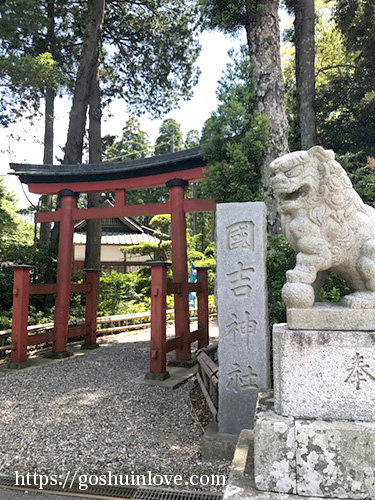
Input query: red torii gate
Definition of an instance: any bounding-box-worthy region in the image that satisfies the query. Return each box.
[10,148,214,378]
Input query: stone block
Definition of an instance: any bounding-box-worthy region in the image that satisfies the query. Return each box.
[287,303,375,331]
[254,394,296,494]
[254,394,375,499]
[296,419,375,498]
[200,420,238,462]
[216,202,270,434]
[273,323,375,421]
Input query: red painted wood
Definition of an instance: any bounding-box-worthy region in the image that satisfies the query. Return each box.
[29,283,57,295]
[67,325,87,338]
[27,332,50,346]
[166,336,183,353]
[196,267,209,349]
[115,189,126,206]
[28,167,206,194]
[36,210,61,223]
[184,198,215,213]
[149,264,168,374]
[10,268,31,364]
[190,329,203,343]
[53,194,76,354]
[72,201,171,221]
[70,283,91,294]
[169,184,191,361]
[83,270,100,346]
[35,198,215,224]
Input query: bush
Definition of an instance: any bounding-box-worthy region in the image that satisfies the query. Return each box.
[98,270,142,316]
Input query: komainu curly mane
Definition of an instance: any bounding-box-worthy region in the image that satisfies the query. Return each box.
[270,146,375,309]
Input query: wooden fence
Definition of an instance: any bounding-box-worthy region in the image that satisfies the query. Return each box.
[196,342,219,420]
[0,305,216,358]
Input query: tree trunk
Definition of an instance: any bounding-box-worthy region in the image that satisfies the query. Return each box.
[245,0,289,232]
[40,0,55,246]
[40,87,55,245]
[295,0,316,149]
[63,0,105,165]
[50,0,105,252]
[84,75,102,270]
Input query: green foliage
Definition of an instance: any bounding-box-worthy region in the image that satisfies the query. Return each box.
[185,129,200,149]
[1,0,201,126]
[313,0,375,154]
[149,214,171,236]
[201,49,269,203]
[103,116,150,162]
[97,270,142,316]
[198,0,266,34]
[267,234,295,325]
[0,180,33,248]
[338,152,375,207]
[103,0,201,116]
[154,119,184,155]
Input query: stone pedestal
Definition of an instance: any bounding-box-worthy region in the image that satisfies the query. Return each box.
[273,324,375,421]
[254,393,375,499]
[216,202,270,434]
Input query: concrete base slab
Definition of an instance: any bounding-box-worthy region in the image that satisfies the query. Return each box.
[253,393,375,499]
[144,371,170,381]
[168,358,198,368]
[80,343,100,350]
[201,420,238,461]
[224,429,343,500]
[2,344,95,372]
[7,360,33,370]
[287,302,375,331]
[134,365,198,389]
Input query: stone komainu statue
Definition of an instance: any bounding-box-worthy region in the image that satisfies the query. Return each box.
[270,146,375,309]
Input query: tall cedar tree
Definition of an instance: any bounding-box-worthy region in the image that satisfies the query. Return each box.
[284,0,316,149]
[199,0,289,230]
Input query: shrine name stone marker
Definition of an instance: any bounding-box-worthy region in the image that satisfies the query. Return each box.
[217,202,270,434]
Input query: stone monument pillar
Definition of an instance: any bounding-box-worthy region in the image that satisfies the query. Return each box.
[254,146,375,498]
[217,202,270,435]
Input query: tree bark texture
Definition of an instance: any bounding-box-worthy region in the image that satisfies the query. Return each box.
[85,75,102,270]
[63,0,105,165]
[51,0,105,253]
[295,0,316,149]
[245,0,289,231]
[40,0,55,246]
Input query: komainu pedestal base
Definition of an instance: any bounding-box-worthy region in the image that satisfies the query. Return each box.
[254,394,375,499]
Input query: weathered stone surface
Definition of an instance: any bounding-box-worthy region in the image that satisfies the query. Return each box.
[287,303,375,330]
[217,202,270,434]
[273,323,375,421]
[270,146,375,310]
[296,419,375,498]
[253,394,375,499]
[225,428,342,500]
[254,394,296,494]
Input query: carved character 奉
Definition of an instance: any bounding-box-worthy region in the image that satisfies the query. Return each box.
[270,146,375,309]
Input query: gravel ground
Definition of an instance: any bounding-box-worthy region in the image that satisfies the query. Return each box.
[0,323,229,491]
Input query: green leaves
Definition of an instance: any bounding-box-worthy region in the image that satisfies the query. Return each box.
[200,49,269,203]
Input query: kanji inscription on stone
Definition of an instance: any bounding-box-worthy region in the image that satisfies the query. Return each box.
[227,221,254,251]
[226,363,259,393]
[226,262,254,297]
[226,312,257,347]
[345,352,375,390]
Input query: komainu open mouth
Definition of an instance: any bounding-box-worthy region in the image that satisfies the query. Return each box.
[279,185,310,203]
